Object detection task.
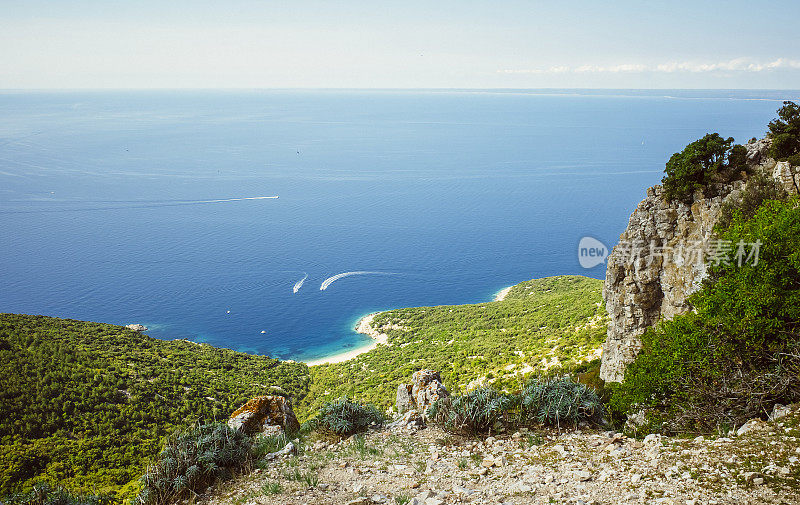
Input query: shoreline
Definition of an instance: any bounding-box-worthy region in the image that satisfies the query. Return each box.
[494,285,513,301]
[304,284,513,367]
[303,312,388,366]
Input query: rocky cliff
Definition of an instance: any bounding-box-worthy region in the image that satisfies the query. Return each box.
[600,139,798,382]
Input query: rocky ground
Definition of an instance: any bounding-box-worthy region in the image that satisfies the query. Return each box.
[193,406,800,505]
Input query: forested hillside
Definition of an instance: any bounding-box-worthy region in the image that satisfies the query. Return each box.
[0,315,310,497]
[300,275,607,417]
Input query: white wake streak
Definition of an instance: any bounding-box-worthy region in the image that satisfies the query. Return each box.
[293,273,308,293]
[186,196,278,203]
[319,271,393,291]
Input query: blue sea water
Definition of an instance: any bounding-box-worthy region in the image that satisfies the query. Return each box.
[1,89,796,361]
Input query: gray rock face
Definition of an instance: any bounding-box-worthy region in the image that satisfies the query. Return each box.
[395,369,449,420]
[411,370,449,419]
[600,139,797,382]
[125,324,147,332]
[396,383,415,415]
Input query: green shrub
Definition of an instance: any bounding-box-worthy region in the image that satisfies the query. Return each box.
[661,133,746,202]
[1,482,117,505]
[303,397,385,438]
[610,197,800,433]
[428,387,516,434]
[136,423,251,505]
[251,432,292,461]
[717,169,788,231]
[768,101,800,161]
[518,378,602,428]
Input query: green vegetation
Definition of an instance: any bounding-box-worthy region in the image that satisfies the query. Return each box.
[518,377,601,428]
[610,197,800,434]
[0,314,309,498]
[717,168,788,230]
[301,275,607,417]
[429,378,601,434]
[1,482,117,505]
[428,387,513,434]
[768,100,800,163]
[302,397,386,437]
[661,133,748,202]
[136,423,251,505]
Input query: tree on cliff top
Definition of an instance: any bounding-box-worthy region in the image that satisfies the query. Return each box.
[768,100,800,163]
[661,133,747,203]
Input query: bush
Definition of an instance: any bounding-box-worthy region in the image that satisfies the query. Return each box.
[136,423,251,505]
[768,101,800,161]
[518,378,602,428]
[610,198,800,434]
[251,432,292,460]
[717,169,788,231]
[303,397,386,438]
[1,482,117,505]
[428,387,515,435]
[661,133,746,202]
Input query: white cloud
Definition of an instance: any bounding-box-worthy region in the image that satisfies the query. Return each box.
[501,58,800,75]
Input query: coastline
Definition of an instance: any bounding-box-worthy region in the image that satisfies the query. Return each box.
[304,313,388,366]
[304,285,513,367]
[494,286,513,302]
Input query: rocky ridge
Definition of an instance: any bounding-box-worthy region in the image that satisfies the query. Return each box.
[197,402,800,505]
[600,139,799,382]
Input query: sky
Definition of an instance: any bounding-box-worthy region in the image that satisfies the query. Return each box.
[1,0,799,89]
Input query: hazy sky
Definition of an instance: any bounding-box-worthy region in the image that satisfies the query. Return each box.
[2,0,799,89]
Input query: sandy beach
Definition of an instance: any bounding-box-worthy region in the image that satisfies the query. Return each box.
[494,286,513,301]
[304,313,388,366]
[305,286,513,366]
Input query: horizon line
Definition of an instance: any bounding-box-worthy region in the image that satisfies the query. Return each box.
[1,87,800,92]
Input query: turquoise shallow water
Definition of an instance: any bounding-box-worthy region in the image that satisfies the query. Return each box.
[0,89,795,361]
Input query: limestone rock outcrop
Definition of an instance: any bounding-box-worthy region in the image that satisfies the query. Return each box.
[125,323,147,332]
[395,370,449,420]
[228,395,301,436]
[600,139,798,382]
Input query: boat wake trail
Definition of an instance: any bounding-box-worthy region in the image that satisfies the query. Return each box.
[293,273,308,293]
[319,271,396,291]
[179,196,279,204]
[0,195,279,214]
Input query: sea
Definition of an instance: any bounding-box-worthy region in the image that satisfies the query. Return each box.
[1,89,796,362]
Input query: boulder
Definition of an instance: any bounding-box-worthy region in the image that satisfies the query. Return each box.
[228,395,300,436]
[411,369,449,418]
[770,403,793,421]
[736,418,763,436]
[395,370,450,421]
[125,324,147,332]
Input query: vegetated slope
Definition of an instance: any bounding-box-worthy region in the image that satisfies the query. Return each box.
[301,275,607,418]
[0,314,310,497]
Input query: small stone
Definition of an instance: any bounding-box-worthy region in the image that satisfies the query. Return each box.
[736,418,762,436]
[770,403,792,421]
[742,471,761,483]
[753,477,764,485]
